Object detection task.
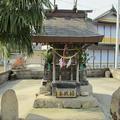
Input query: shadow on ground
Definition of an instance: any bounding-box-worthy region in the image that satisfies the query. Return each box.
[0,80,23,95]
[93,93,112,120]
[26,114,49,120]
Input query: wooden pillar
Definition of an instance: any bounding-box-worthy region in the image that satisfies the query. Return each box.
[52,50,56,83]
[71,66,73,81]
[59,75,62,81]
[76,55,79,83]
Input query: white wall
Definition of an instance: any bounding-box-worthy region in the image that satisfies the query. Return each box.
[96,23,117,39]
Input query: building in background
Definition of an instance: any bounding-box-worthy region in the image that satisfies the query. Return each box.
[94,6,117,44]
[29,6,120,69]
[87,6,120,69]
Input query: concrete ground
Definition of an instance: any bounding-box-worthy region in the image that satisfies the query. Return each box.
[0,79,41,118]
[26,108,104,120]
[88,77,120,120]
[0,78,119,119]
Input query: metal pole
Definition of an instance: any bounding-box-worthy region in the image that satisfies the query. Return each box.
[115,0,120,69]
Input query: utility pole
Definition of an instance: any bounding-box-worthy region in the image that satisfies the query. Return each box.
[115,0,120,69]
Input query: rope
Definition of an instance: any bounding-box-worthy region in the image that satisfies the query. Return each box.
[53,49,80,59]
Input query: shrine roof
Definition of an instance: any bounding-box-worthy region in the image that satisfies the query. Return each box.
[33,10,104,44]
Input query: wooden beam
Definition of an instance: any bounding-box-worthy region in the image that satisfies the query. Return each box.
[54,49,78,51]
[71,67,73,81]
[32,35,104,44]
[52,50,56,83]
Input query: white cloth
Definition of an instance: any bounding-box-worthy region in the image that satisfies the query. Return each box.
[59,58,63,68]
[59,58,66,68]
[66,58,72,68]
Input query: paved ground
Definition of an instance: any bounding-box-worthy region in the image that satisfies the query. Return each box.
[88,77,120,120]
[0,78,119,120]
[0,79,41,118]
[26,108,104,120]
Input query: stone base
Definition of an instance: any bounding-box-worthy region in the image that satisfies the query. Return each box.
[39,82,93,96]
[80,84,93,95]
[33,95,98,109]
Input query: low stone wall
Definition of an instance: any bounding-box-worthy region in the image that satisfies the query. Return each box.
[0,68,112,83]
[0,71,10,85]
[12,69,44,79]
[87,68,109,77]
[110,69,120,79]
[12,68,110,80]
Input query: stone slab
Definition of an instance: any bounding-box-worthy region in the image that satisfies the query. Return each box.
[33,95,99,109]
[1,89,18,120]
[26,108,105,120]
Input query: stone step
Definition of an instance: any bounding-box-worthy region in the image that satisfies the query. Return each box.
[34,95,99,109]
[25,108,105,120]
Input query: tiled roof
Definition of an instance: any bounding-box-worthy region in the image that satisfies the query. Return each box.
[43,17,101,37]
[33,10,103,43]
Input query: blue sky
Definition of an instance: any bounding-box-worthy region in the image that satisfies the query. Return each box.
[50,0,117,19]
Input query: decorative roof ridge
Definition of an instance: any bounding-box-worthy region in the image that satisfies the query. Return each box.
[45,9,92,18]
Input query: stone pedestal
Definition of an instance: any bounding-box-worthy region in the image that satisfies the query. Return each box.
[37,77,94,109]
[39,80,93,97]
[34,95,98,109]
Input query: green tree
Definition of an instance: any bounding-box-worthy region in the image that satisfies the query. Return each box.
[0,0,51,56]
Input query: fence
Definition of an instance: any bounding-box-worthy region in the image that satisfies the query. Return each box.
[86,45,120,69]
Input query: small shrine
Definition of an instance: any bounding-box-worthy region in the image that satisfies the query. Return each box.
[33,8,103,108]
[44,44,90,98]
